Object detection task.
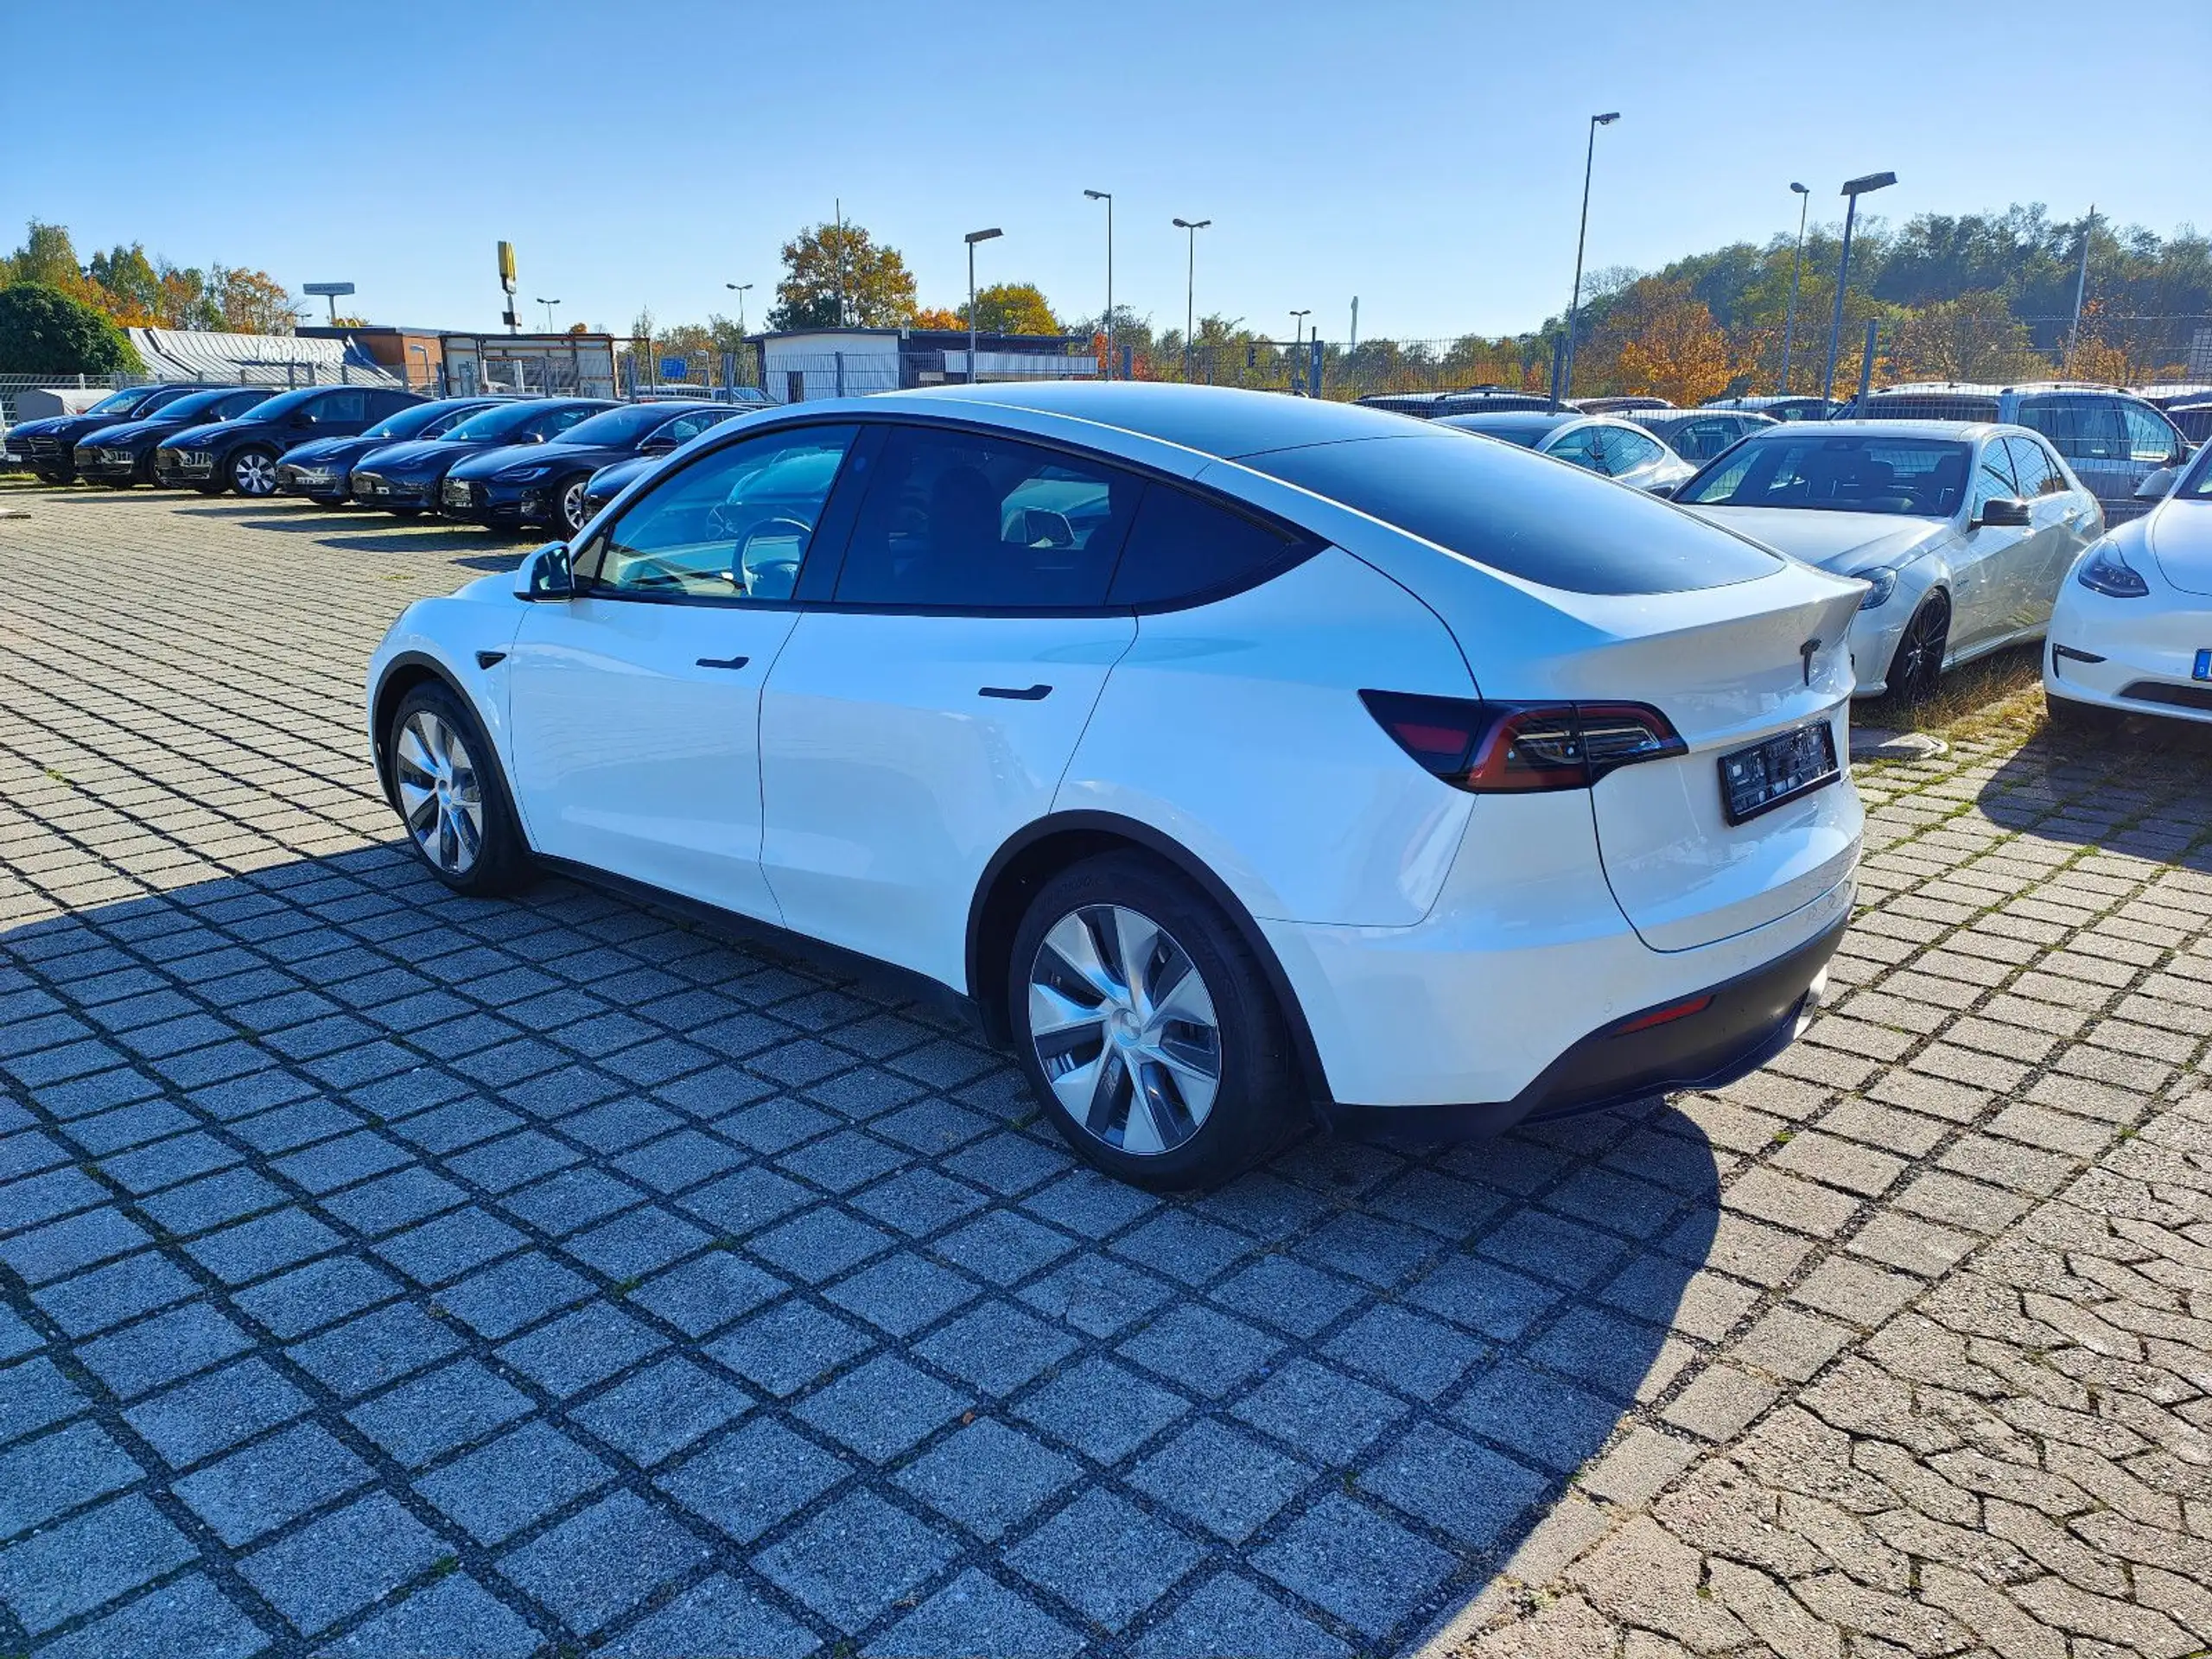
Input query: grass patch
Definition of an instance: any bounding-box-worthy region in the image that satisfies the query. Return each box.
[1856,641,2046,747]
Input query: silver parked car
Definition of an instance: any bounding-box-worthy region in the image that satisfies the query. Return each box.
[1631,407,1777,463]
[1435,410,1697,494]
[1674,421,2103,700]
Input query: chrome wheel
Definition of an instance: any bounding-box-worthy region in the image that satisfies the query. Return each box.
[560,479,589,533]
[395,710,484,874]
[1028,904,1222,1157]
[233,451,277,495]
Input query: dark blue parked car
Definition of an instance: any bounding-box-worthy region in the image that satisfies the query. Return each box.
[276,397,514,505]
[4,384,219,482]
[350,398,615,517]
[73,387,279,486]
[154,385,425,497]
[438,400,745,533]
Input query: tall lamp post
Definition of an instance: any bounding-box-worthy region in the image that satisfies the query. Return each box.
[1559,111,1619,404]
[537,297,561,333]
[1173,216,1211,381]
[1821,170,1896,405]
[724,282,753,336]
[1289,308,1311,347]
[1084,189,1113,379]
[964,227,1002,385]
[1777,183,1809,395]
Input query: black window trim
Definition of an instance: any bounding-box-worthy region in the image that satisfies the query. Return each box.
[567,410,1325,620]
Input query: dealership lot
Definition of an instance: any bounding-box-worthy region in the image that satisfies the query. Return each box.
[1,493,2208,1656]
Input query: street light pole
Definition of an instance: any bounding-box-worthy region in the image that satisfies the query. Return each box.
[2067,206,2096,370]
[964,227,1002,385]
[537,298,561,333]
[1172,217,1211,382]
[1560,111,1619,404]
[1084,190,1113,379]
[1778,183,1809,395]
[725,282,753,337]
[1821,170,1896,406]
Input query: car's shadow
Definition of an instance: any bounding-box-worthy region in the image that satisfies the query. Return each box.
[0,841,1720,1654]
[1974,721,2212,859]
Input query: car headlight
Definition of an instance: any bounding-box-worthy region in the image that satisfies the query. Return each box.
[501,465,553,481]
[2076,540,2149,598]
[1857,567,1900,610]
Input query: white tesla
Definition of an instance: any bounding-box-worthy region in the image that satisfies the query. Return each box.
[1675,421,2101,700]
[365,385,1866,1188]
[2044,442,2212,729]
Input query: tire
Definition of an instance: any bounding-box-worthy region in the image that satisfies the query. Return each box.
[193,480,228,495]
[1008,852,1294,1191]
[35,468,73,486]
[386,682,531,896]
[557,476,592,536]
[1885,590,1950,705]
[228,446,279,497]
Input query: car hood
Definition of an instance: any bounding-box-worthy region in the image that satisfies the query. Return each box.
[585,454,658,499]
[448,442,611,480]
[1680,505,1954,575]
[355,437,486,477]
[7,415,74,440]
[77,416,175,447]
[157,420,245,450]
[283,435,378,466]
[2146,499,2212,597]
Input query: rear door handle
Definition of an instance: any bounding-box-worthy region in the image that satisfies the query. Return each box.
[980,684,1052,701]
[696,655,750,671]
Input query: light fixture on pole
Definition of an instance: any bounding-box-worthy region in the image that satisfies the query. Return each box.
[1289,309,1311,349]
[303,281,355,327]
[1559,111,1619,404]
[537,297,561,333]
[1172,217,1211,381]
[1821,170,1896,405]
[964,227,1002,385]
[1084,190,1113,380]
[1777,183,1810,395]
[2066,206,2097,369]
[725,282,753,335]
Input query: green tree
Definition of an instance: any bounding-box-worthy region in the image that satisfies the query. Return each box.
[0,220,82,289]
[87,244,163,322]
[0,283,142,373]
[960,282,1060,336]
[768,220,917,330]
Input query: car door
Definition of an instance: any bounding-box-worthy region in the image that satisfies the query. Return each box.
[757,422,1141,989]
[2002,434,2094,628]
[1952,440,2031,651]
[504,422,861,921]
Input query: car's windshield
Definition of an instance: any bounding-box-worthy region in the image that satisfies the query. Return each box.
[2178,445,2212,499]
[557,404,711,448]
[88,387,152,414]
[442,404,544,442]
[149,390,239,423]
[239,389,317,421]
[361,403,450,442]
[1678,434,1972,517]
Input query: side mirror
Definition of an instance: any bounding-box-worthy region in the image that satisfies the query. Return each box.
[289,413,315,429]
[641,436,675,454]
[2136,467,2178,501]
[517,542,574,601]
[1976,497,2031,528]
[1647,480,1678,499]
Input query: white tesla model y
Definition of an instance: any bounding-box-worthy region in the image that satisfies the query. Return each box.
[366,385,1866,1188]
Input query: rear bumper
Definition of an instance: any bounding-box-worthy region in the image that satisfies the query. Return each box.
[1321,914,1844,1140]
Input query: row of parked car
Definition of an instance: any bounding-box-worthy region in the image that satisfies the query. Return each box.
[0,382,772,536]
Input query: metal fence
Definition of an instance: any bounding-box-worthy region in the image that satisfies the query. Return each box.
[0,360,407,427]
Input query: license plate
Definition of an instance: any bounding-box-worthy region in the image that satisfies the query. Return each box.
[1719,721,1840,826]
[2196,650,2211,683]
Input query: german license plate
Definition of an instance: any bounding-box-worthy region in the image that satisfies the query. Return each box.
[2195,649,2211,682]
[1719,721,1840,826]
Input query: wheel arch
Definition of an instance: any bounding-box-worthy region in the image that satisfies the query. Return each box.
[369,651,481,810]
[965,810,1330,1109]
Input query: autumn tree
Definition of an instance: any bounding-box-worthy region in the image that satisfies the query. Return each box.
[911,306,963,331]
[768,220,917,329]
[213,267,302,334]
[1885,289,2040,383]
[1604,280,1734,405]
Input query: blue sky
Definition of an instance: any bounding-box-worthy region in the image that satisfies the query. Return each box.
[12,0,2210,342]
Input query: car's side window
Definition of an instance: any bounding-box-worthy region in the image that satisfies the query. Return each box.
[1107,484,1309,608]
[1671,421,1731,461]
[658,410,730,445]
[528,405,596,442]
[582,425,857,603]
[1605,428,1665,471]
[317,390,366,423]
[2022,398,2124,462]
[1969,443,2022,520]
[832,426,1140,610]
[2002,435,2065,497]
[2120,403,2182,465]
[1542,425,1606,471]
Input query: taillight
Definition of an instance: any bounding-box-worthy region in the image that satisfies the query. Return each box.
[1359,691,1685,793]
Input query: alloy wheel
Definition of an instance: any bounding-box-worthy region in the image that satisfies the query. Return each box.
[233,452,277,496]
[394,710,485,875]
[1027,904,1223,1157]
[1891,594,1949,701]
[561,480,589,534]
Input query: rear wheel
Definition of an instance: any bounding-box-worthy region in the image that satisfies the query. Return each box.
[386,683,531,895]
[229,446,279,497]
[1885,590,1950,704]
[1009,853,1294,1191]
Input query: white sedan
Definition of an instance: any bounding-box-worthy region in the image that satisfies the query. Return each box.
[366,384,1864,1188]
[1675,421,2102,699]
[2044,444,2212,728]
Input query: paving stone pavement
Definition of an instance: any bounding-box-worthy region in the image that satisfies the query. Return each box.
[0,490,2207,1659]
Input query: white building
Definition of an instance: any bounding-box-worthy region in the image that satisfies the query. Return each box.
[751,327,1096,404]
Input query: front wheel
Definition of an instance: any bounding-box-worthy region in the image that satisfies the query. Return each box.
[1885,590,1950,705]
[1009,853,1295,1191]
[387,683,531,895]
[228,447,279,497]
[2044,691,2116,741]
[557,477,592,536]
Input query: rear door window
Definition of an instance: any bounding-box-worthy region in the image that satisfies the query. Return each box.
[2120,403,2182,464]
[1107,486,1311,608]
[315,390,366,423]
[527,404,600,441]
[2022,398,2125,461]
[1600,428,1666,474]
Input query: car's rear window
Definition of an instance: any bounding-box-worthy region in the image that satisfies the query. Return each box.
[1860,395,1999,421]
[1241,430,1782,594]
